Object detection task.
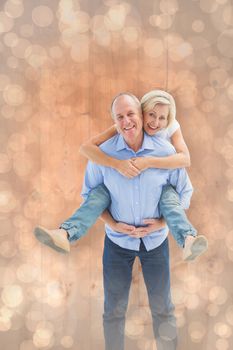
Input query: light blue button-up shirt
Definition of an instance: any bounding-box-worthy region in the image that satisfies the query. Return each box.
[82,132,193,251]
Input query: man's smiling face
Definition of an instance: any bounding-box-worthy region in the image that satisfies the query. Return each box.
[112,95,143,150]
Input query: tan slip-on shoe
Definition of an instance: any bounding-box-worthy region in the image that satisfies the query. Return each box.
[34,226,70,254]
[183,235,208,262]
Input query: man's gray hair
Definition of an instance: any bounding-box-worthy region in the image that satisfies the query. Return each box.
[111,92,141,119]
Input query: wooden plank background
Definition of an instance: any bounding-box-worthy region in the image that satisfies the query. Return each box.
[0,1,233,349]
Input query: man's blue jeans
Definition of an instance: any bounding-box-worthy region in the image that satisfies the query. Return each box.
[103,235,177,350]
[61,184,197,247]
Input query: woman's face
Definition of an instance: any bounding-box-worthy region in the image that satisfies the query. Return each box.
[143,103,169,136]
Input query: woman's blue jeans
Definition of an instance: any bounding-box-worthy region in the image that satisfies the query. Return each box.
[61,183,197,247]
[103,235,177,350]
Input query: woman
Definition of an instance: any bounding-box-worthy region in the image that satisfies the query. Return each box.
[34,90,208,260]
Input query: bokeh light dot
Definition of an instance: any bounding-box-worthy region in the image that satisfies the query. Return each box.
[160,0,179,15]
[216,339,229,350]
[33,327,53,348]
[25,45,48,68]
[2,284,23,308]
[25,66,40,81]
[0,189,17,213]
[0,240,17,258]
[0,267,16,288]
[227,84,233,100]
[209,68,228,88]
[122,26,139,43]
[0,316,11,331]
[226,305,233,326]
[91,15,107,34]
[7,56,19,69]
[222,5,233,26]
[104,5,128,31]
[220,57,232,71]
[186,294,200,310]
[207,55,219,68]
[20,24,34,38]
[227,186,233,202]
[49,46,63,59]
[20,340,37,350]
[13,151,34,177]
[14,104,33,122]
[72,11,90,33]
[32,6,54,27]
[0,74,10,91]
[0,11,14,33]
[217,30,233,58]
[1,104,15,119]
[25,310,45,332]
[7,133,27,152]
[0,153,12,174]
[201,100,214,113]
[4,0,24,18]
[188,321,206,342]
[17,264,39,283]
[202,86,216,99]
[4,32,18,47]
[192,19,205,32]
[70,41,89,63]
[0,306,14,319]
[61,336,74,348]
[150,14,174,30]
[158,321,177,341]
[125,319,144,338]
[185,275,201,293]
[11,38,31,59]
[200,0,218,14]
[214,322,232,338]
[144,38,164,58]
[171,286,186,305]
[3,84,26,106]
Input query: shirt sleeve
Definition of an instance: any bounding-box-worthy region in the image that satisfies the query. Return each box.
[169,168,193,209]
[81,161,104,199]
[167,119,180,138]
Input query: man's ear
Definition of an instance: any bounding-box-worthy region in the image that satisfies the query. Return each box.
[116,124,121,133]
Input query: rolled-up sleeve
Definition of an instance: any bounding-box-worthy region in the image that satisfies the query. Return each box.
[169,168,193,209]
[81,161,104,199]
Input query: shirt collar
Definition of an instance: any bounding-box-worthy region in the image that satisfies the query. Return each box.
[116,132,155,153]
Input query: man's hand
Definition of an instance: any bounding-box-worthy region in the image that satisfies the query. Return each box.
[128,218,166,238]
[114,222,136,234]
[115,159,141,178]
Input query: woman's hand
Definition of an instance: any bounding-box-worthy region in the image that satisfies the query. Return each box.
[114,159,141,178]
[130,157,149,172]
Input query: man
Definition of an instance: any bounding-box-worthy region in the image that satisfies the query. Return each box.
[81,93,193,350]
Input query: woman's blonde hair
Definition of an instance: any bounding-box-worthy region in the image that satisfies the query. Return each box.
[140,90,176,127]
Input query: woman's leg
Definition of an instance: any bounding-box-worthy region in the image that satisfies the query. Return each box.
[159,184,197,248]
[159,185,208,261]
[61,184,111,242]
[34,184,111,253]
